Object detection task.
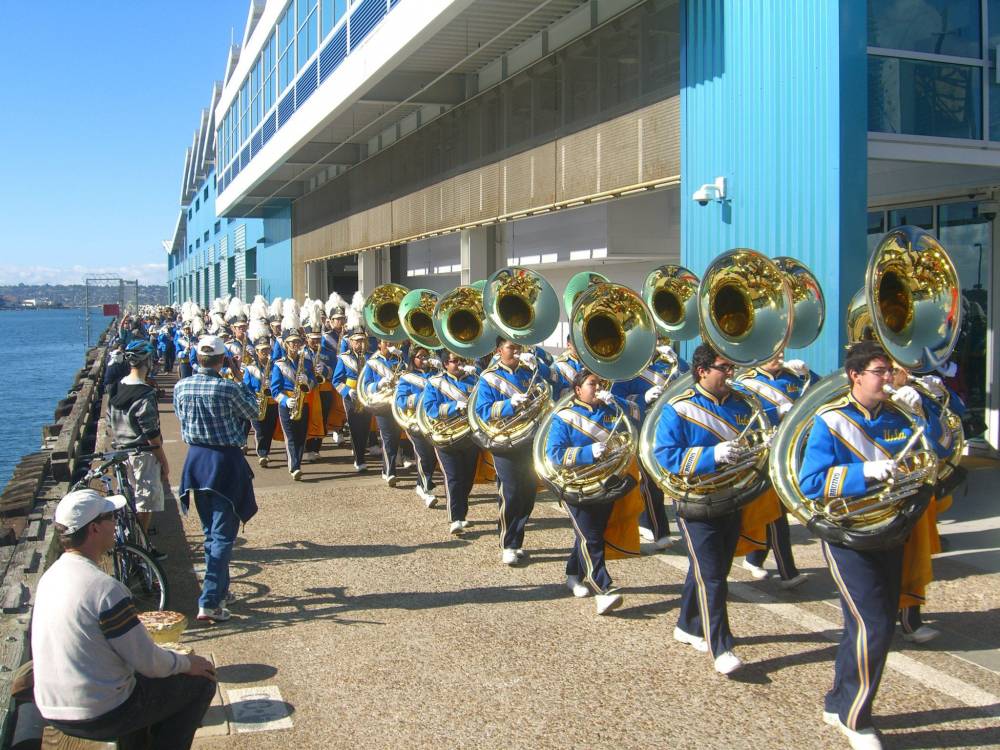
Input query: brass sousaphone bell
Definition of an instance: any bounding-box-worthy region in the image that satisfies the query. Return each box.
[482,266,560,345]
[363,283,409,343]
[399,288,441,350]
[433,280,497,360]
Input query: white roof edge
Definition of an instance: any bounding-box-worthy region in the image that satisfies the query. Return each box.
[242,0,267,49]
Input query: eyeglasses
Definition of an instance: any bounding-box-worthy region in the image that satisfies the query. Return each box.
[863,367,898,378]
[708,363,736,373]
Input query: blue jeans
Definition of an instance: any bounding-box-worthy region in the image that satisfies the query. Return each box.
[193,491,239,609]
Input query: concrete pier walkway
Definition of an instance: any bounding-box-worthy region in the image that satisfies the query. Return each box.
[144,372,1000,749]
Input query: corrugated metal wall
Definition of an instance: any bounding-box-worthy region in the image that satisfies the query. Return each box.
[680,0,867,375]
[292,96,680,295]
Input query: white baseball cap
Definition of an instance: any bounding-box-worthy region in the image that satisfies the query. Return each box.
[55,489,127,533]
[197,335,227,356]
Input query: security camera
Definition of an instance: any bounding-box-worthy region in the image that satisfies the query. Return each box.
[979,200,999,221]
[692,176,726,206]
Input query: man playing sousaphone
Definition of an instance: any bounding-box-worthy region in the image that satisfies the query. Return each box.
[544,369,643,615]
[799,341,949,750]
[474,337,550,566]
[422,352,480,535]
[332,326,372,473]
[652,343,754,675]
[394,346,439,506]
[361,339,405,486]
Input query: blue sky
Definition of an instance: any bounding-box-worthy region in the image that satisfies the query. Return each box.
[0,0,250,285]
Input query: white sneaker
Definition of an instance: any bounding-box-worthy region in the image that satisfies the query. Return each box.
[257,456,269,467]
[449,520,464,535]
[779,572,810,590]
[402,458,415,469]
[514,548,527,559]
[501,549,519,565]
[824,713,883,750]
[196,606,231,623]
[354,462,367,472]
[742,560,769,580]
[673,626,709,652]
[902,625,940,644]
[459,520,470,529]
[330,432,341,446]
[638,526,655,542]
[595,590,623,615]
[566,575,590,598]
[714,650,743,675]
[383,473,397,487]
[654,536,676,550]
[417,487,437,507]
[291,469,303,481]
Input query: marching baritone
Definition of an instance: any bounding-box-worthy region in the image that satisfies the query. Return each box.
[361,340,405,485]
[243,333,278,467]
[395,346,439,506]
[303,328,334,462]
[176,322,194,379]
[269,327,316,481]
[474,338,550,566]
[799,341,949,750]
[652,343,751,675]
[333,327,372,472]
[737,352,818,588]
[613,338,689,549]
[545,370,643,615]
[422,353,479,535]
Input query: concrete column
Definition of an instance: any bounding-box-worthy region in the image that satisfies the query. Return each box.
[357,248,388,295]
[680,0,867,374]
[305,262,326,299]
[460,225,499,285]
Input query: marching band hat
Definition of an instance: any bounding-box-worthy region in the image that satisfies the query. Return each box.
[196,335,227,357]
[329,305,346,319]
[282,327,304,343]
[253,335,273,347]
[346,326,368,340]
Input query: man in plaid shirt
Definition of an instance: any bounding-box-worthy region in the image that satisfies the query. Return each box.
[174,335,259,623]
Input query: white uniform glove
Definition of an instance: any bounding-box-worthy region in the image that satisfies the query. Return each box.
[454,400,468,412]
[891,385,923,412]
[518,352,537,369]
[591,442,607,459]
[387,346,402,357]
[783,359,809,378]
[777,401,794,417]
[713,441,739,465]
[284,396,297,410]
[863,459,894,482]
[461,364,478,375]
[656,344,676,359]
[427,357,442,369]
[596,390,614,405]
[644,386,664,404]
[917,375,947,400]
[348,388,357,401]
[510,393,529,408]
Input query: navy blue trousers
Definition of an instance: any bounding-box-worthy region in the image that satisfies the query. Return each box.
[436,443,479,521]
[346,408,371,466]
[638,464,671,539]
[252,402,278,457]
[822,541,903,730]
[277,402,309,472]
[745,510,800,580]
[493,445,537,550]
[178,361,193,380]
[409,432,437,492]
[306,390,334,453]
[375,415,400,477]
[677,512,741,657]
[566,501,614,594]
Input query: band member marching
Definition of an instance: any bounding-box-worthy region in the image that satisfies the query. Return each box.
[269,318,316,481]
[653,343,751,675]
[736,352,817,588]
[395,346,439,506]
[243,324,278,468]
[550,334,583,399]
[613,337,689,549]
[474,337,550,566]
[333,325,372,473]
[175,321,194,379]
[422,353,480,534]
[361,340,405,485]
[545,370,643,615]
[304,308,334,463]
[323,296,349,446]
[799,341,949,750]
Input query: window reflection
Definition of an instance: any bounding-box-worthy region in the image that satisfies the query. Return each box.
[869,0,981,58]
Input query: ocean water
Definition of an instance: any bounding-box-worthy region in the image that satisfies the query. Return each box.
[0,309,113,493]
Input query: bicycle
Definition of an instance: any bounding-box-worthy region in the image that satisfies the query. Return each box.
[72,449,170,611]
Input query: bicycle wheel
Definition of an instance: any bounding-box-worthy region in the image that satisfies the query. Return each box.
[111,543,169,611]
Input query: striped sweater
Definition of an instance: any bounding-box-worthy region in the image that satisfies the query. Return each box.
[31,553,190,720]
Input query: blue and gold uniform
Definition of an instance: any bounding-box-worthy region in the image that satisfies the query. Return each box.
[474,359,550,553]
[653,383,754,659]
[304,343,334,457]
[269,350,317,475]
[738,365,819,581]
[546,397,634,594]
[613,354,688,544]
[332,347,369,469]
[799,392,948,733]
[243,358,277,460]
[175,330,194,379]
[550,352,583,399]
[396,369,438,498]
[361,350,404,481]
[423,370,479,526]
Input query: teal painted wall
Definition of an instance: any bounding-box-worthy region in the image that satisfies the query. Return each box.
[680,0,868,375]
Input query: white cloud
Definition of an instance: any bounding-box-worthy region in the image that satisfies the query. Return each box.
[0,263,167,286]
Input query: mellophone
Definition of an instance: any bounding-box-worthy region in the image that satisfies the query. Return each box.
[361,223,964,553]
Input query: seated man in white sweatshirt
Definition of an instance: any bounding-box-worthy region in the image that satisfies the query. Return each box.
[32,489,217,749]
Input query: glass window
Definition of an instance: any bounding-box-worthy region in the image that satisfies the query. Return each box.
[868,56,982,139]
[506,73,533,148]
[532,56,561,137]
[868,0,980,58]
[278,9,295,91]
[321,0,347,39]
[562,35,600,123]
[297,2,317,69]
[867,210,885,255]
[598,13,641,112]
[938,201,991,438]
[888,205,933,229]
[990,79,1000,140]
[641,0,680,96]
